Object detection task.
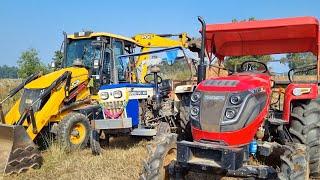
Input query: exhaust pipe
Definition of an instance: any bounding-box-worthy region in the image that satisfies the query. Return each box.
[197,16,207,84]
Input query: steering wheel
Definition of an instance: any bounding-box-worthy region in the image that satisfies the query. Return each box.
[144,73,163,84]
[240,60,268,73]
[288,64,317,83]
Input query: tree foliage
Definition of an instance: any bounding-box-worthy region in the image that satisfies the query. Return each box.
[52,50,63,69]
[0,65,18,78]
[284,53,316,69]
[17,48,49,78]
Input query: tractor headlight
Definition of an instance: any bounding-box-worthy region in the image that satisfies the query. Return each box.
[191,92,201,103]
[230,95,242,105]
[190,106,200,117]
[100,92,109,100]
[113,90,123,98]
[225,108,237,119]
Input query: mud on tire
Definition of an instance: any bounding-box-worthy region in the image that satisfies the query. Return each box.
[141,133,177,180]
[57,113,90,151]
[90,129,102,155]
[289,100,320,178]
[278,143,309,180]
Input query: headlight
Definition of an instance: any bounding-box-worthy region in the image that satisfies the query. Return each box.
[191,92,201,103]
[225,108,237,119]
[100,92,109,100]
[190,106,200,117]
[113,90,123,98]
[230,95,242,105]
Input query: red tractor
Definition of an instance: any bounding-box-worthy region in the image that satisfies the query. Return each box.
[141,16,320,179]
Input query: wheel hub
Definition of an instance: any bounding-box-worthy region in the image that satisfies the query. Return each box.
[69,123,86,145]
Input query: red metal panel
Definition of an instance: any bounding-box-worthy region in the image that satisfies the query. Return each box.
[205,16,319,59]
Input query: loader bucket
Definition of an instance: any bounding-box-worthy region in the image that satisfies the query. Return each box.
[0,124,42,174]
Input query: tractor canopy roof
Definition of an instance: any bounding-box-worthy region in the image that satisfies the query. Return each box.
[205,16,319,60]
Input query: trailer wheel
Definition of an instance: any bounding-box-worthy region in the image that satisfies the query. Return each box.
[141,133,178,180]
[278,143,309,180]
[289,100,320,178]
[90,129,102,155]
[57,113,90,151]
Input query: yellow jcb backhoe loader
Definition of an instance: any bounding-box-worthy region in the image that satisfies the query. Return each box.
[0,31,137,174]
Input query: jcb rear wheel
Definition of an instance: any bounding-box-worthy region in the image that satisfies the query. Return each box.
[57,113,90,151]
[289,100,320,178]
[141,133,178,180]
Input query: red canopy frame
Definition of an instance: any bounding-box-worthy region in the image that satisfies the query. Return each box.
[205,16,319,80]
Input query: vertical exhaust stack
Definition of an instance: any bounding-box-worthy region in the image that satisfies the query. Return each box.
[197,16,207,84]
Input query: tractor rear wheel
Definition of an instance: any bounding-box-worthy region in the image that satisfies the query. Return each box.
[278,143,309,180]
[289,100,320,178]
[141,133,178,180]
[57,113,90,151]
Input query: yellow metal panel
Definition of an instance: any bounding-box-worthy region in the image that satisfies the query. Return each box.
[25,67,88,89]
[4,99,21,125]
[67,32,138,44]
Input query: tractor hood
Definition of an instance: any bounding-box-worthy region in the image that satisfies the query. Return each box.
[190,73,272,145]
[25,67,89,89]
[196,73,272,93]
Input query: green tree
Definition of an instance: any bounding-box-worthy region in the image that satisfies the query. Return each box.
[17,48,49,78]
[286,53,316,69]
[0,65,18,78]
[52,50,63,69]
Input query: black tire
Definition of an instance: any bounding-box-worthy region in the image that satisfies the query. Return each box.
[156,122,171,136]
[278,143,309,180]
[289,100,320,178]
[178,105,192,141]
[57,113,91,151]
[141,133,178,180]
[90,129,102,155]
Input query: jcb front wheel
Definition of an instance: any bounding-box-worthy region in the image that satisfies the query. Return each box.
[57,113,90,151]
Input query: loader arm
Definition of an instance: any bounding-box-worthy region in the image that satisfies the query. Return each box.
[0,67,90,174]
[133,33,190,82]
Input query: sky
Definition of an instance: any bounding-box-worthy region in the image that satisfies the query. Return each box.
[0,0,320,66]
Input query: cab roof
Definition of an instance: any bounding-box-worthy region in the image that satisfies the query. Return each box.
[67,32,137,44]
[205,16,319,60]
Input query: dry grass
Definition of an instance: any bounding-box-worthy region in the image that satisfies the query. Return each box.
[2,137,148,180]
[0,79,150,180]
[0,79,22,112]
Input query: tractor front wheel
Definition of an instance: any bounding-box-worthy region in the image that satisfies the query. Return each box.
[57,113,91,151]
[278,143,309,180]
[141,133,178,180]
[90,129,102,155]
[289,100,320,178]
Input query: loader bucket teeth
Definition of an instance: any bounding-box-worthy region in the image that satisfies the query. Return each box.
[0,124,43,174]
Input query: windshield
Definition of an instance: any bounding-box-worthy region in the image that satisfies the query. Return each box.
[223,53,317,83]
[65,39,101,68]
[119,47,193,82]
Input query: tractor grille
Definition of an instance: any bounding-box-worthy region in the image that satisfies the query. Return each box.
[200,92,227,132]
[102,101,126,119]
[19,88,46,114]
